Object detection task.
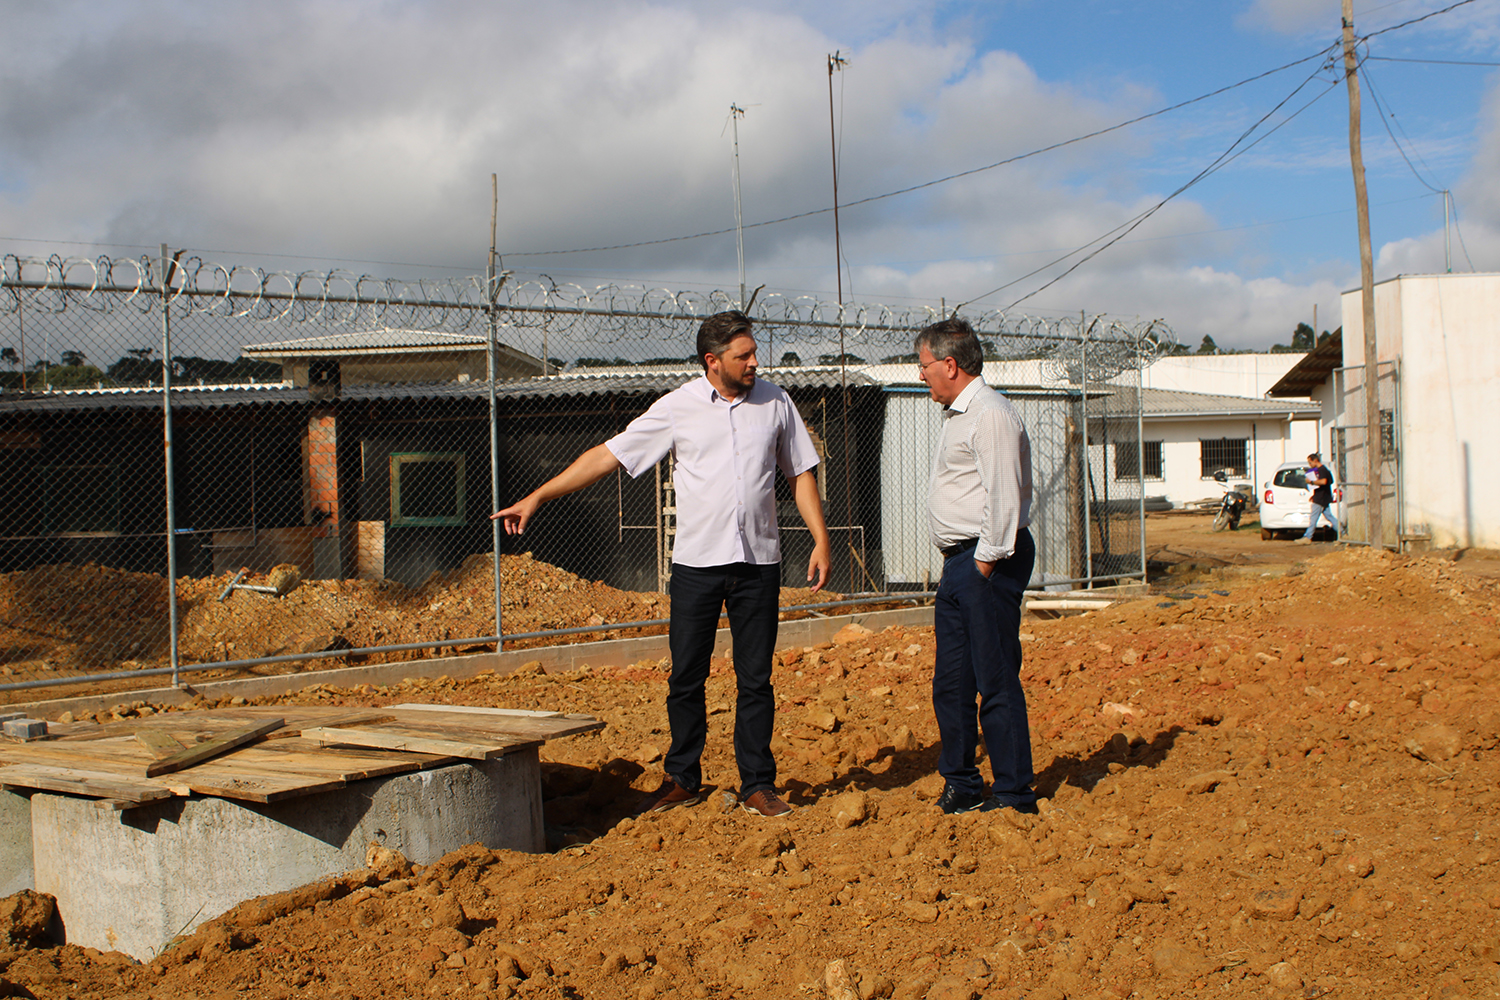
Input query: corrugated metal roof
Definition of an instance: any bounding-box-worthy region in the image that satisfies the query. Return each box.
[0,369,879,415]
[1127,386,1319,419]
[242,329,490,354]
[1267,331,1343,398]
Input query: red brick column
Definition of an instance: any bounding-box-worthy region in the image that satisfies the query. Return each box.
[304,408,340,528]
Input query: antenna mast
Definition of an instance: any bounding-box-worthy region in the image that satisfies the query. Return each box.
[730,103,747,309]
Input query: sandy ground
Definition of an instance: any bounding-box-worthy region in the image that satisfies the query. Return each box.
[4,516,1500,999]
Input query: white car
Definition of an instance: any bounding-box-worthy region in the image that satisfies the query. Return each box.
[1259,461,1342,541]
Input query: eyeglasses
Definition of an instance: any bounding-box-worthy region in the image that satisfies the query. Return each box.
[916,358,950,375]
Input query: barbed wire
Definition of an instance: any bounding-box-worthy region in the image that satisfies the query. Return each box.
[3,253,1175,371]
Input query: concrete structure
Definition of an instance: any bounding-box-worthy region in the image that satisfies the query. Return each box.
[0,789,32,897]
[1295,272,1499,549]
[15,752,541,961]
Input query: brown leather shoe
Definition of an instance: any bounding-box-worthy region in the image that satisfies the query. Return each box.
[633,777,704,816]
[740,789,794,818]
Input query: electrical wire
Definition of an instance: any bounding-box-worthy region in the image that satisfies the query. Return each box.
[1364,0,1482,39]
[954,61,1344,313]
[1360,60,1446,194]
[501,45,1341,259]
[1366,55,1500,66]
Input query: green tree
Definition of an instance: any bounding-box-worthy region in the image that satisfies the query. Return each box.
[1291,322,1315,351]
[59,349,87,368]
[779,351,802,367]
[1196,335,1219,355]
[817,353,866,366]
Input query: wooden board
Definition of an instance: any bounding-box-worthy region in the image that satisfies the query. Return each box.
[0,765,173,807]
[0,703,592,806]
[302,725,535,760]
[391,703,567,719]
[136,729,186,758]
[146,718,286,778]
[384,708,604,740]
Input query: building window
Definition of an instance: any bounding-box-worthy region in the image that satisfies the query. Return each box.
[1200,438,1247,478]
[41,464,120,534]
[1115,440,1163,481]
[390,452,466,527]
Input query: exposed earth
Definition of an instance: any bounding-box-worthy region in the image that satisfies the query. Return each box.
[4,514,1500,999]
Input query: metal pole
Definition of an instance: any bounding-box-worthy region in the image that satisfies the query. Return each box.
[1080,311,1092,586]
[1137,329,1146,583]
[488,175,504,652]
[1342,0,1384,549]
[160,244,181,686]
[730,104,747,310]
[1443,190,1452,273]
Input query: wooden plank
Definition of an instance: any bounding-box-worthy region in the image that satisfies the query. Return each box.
[144,718,285,778]
[0,764,174,806]
[391,703,567,719]
[302,725,528,760]
[384,709,604,741]
[175,770,345,804]
[136,728,186,759]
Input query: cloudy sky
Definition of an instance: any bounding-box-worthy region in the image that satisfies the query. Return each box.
[3,0,1498,349]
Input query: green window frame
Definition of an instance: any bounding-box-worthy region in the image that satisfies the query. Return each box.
[390,452,466,527]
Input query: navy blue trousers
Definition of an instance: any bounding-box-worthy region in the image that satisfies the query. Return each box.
[665,562,780,797]
[932,528,1036,806]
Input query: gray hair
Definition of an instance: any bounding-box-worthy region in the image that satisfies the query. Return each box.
[914,317,983,376]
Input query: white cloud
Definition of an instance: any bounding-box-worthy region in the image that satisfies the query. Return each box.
[0,0,1486,354]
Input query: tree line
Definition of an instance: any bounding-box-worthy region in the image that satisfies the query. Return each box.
[0,347,281,391]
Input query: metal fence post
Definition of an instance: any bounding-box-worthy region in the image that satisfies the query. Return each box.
[160,244,181,687]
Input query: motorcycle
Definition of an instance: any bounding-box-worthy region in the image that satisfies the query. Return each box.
[1211,469,1248,532]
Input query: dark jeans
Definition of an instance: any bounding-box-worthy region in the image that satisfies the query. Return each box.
[665,561,780,797]
[932,528,1036,806]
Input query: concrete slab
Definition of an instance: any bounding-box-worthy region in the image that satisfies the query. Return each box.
[31,749,542,961]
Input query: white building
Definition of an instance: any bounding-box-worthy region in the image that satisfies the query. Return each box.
[1285,272,1500,550]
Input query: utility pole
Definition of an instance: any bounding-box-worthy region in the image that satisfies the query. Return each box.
[730,104,747,310]
[1342,0,1384,549]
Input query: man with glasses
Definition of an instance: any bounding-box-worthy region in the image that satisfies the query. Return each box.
[493,311,831,819]
[916,317,1038,816]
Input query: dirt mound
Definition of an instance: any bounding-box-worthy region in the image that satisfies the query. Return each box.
[4,545,1499,998]
[0,552,845,699]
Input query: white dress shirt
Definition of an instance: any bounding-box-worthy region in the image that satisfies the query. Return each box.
[926,377,1033,563]
[607,375,820,567]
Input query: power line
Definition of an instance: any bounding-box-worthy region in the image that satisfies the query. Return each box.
[1364,0,1482,39]
[500,45,1341,259]
[1361,61,1446,194]
[954,62,1344,312]
[1366,55,1500,66]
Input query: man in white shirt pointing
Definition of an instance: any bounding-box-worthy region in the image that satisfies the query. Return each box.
[916,316,1038,816]
[494,311,831,819]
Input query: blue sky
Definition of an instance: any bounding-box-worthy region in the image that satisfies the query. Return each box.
[2,0,1497,350]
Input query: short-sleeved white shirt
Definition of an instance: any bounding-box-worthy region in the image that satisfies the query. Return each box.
[606,375,819,567]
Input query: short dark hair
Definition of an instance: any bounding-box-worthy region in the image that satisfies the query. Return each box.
[914,316,984,376]
[1307,453,1321,463]
[697,311,754,370]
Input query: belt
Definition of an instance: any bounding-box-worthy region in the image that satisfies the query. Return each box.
[940,537,980,558]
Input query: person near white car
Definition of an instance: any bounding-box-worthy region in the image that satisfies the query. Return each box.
[1297,453,1338,544]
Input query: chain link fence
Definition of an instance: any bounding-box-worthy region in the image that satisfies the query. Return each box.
[1,252,1174,700]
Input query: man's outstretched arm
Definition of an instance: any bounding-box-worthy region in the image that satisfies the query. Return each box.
[491,443,623,535]
[792,469,832,591]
